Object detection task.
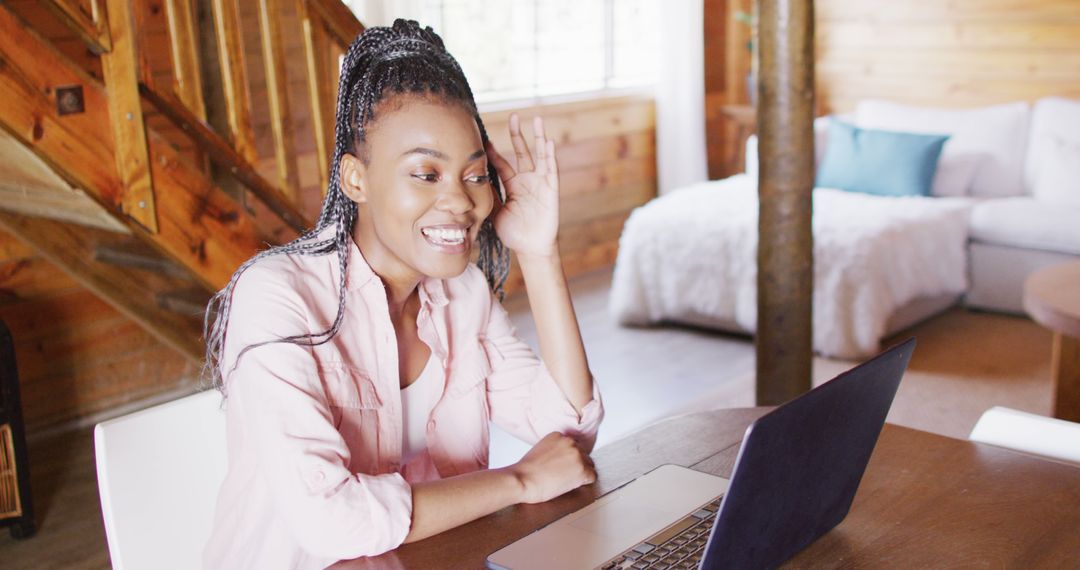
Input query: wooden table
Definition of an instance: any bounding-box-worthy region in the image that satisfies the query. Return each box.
[331,408,1080,569]
[1023,261,1080,421]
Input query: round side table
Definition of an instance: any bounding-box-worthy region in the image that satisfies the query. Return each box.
[1023,261,1080,422]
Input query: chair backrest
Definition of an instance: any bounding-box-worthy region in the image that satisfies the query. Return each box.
[969,406,1080,467]
[94,389,227,569]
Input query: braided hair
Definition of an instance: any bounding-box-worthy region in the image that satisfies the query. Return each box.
[202,19,510,394]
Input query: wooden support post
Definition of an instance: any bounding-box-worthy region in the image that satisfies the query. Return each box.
[755,0,815,405]
[258,0,301,198]
[102,0,159,233]
[211,0,259,164]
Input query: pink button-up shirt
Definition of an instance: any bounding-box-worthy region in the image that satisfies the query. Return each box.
[203,225,604,570]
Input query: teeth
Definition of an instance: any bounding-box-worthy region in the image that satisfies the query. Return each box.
[422,227,467,244]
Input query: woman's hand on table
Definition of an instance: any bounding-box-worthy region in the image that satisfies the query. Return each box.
[509,432,596,504]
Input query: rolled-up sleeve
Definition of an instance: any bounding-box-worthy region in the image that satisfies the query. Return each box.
[222,266,413,559]
[481,293,604,451]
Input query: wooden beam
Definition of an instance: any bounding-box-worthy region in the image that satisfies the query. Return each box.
[164,0,208,120]
[257,0,301,197]
[101,0,159,233]
[210,0,258,163]
[0,127,128,234]
[0,213,204,363]
[755,0,815,405]
[0,7,121,206]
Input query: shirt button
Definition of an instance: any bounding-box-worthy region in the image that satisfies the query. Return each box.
[427,419,436,431]
[313,471,325,482]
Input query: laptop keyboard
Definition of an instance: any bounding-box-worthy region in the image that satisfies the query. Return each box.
[598,496,722,570]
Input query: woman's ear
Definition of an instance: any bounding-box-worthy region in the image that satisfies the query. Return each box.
[339,153,368,203]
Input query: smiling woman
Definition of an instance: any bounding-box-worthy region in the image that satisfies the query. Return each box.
[200,19,604,570]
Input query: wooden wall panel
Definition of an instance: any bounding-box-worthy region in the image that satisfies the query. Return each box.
[0,228,197,429]
[481,96,657,296]
[815,0,1080,113]
[704,0,1080,175]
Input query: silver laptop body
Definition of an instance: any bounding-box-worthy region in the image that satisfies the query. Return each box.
[487,339,915,570]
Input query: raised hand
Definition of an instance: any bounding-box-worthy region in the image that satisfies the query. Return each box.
[486,114,560,258]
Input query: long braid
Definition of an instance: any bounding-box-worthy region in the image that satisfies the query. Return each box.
[202,19,510,394]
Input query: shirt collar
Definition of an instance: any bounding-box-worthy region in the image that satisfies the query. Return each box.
[321,223,449,308]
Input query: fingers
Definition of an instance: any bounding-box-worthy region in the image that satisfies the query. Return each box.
[533,116,547,174]
[509,113,534,172]
[485,140,516,184]
[507,114,558,177]
[546,139,559,188]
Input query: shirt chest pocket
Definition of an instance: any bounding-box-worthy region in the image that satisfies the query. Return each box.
[446,339,493,399]
[320,362,382,409]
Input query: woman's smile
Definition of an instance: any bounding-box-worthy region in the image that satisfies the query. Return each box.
[420,223,471,253]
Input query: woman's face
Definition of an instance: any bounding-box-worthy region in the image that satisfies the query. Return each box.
[341,94,495,285]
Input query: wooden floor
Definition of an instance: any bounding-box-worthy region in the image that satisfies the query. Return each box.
[0,267,1054,568]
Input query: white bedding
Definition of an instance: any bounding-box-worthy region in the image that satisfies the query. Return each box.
[609,174,974,359]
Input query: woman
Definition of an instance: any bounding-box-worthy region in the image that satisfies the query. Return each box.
[202,19,603,569]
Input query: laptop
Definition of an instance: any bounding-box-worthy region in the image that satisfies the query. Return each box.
[487,338,916,570]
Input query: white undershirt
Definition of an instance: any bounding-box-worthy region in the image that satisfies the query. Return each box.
[400,355,441,465]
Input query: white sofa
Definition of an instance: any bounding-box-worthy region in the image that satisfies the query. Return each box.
[849,98,1080,314]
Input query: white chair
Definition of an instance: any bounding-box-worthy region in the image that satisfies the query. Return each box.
[94,389,228,570]
[969,406,1080,467]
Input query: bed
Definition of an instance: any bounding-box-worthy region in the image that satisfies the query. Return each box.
[609,173,974,359]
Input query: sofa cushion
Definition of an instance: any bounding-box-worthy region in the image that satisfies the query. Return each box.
[1026,97,1080,193]
[1033,135,1080,207]
[815,120,948,197]
[969,197,1080,255]
[856,100,1030,198]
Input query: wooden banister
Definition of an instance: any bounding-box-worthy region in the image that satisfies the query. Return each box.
[257,0,301,198]
[298,0,363,196]
[163,0,207,120]
[42,0,112,54]
[210,0,258,165]
[138,85,311,234]
[306,0,364,45]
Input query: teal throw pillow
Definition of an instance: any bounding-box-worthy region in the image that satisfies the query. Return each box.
[815,120,949,197]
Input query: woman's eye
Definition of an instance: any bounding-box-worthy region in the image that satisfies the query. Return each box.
[411,172,438,182]
[467,174,490,184]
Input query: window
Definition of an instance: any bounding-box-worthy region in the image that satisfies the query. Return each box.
[343,0,659,105]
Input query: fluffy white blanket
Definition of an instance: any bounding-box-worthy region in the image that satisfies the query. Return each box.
[609,175,973,359]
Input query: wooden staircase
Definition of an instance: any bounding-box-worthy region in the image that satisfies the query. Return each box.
[0,0,362,363]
